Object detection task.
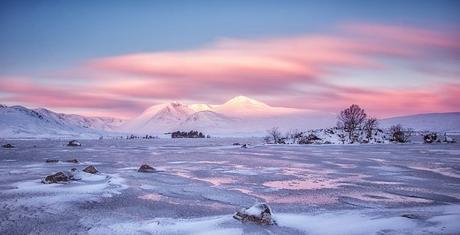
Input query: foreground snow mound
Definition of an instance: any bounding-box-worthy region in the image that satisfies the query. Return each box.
[7,169,127,212]
[233,203,277,225]
[88,205,460,235]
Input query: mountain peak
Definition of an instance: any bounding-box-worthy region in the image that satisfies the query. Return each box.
[224,96,269,108]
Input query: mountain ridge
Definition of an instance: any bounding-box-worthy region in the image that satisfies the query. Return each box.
[0,105,125,139]
[1,98,459,138]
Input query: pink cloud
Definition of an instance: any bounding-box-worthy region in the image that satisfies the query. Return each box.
[1,23,459,118]
[90,23,458,84]
[0,78,149,118]
[274,83,460,118]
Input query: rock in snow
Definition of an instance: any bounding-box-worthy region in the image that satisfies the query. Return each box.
[2,143,14,148]
[138,164,155,173]
[67,140,82,147]
[41,168,84,184]
[45,159,59,163]
[64,159,79,163]
[41,172,71,184]
[401,214,420,220]
[83,165,98,174]
[233,203,276,225]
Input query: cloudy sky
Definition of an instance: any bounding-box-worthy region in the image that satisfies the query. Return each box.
[1,0,459,118]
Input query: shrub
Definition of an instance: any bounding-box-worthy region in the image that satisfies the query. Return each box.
[389,124,412,143]
[423,133,439,144]
[266,127,283,144]
[171,130,206,138]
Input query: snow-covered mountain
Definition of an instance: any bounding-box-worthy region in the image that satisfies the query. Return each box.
[213,96,304,117]
[3,97,459,138]
[380,112,460,132]
[120,102,196,133]
[179,111,237,131]
[0,105,125,139]
[120,96,336,136]
[34,108,124,131]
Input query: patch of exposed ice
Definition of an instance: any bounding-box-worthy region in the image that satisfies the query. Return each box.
[224,168,259,176]
[427,149,460,155]
[409,166,460,179]
[263,179,339,190]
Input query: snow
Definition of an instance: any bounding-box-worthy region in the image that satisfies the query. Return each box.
[189,103,214,112]
[3,98,459,139]
[0,139,459,234]
[87,205,460,235]
[243,203,270,216]
[275,211,417,235]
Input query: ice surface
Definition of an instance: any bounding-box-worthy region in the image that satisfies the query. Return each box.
[0,138,459,234]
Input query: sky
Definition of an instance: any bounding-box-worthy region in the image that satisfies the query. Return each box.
[1,0,459,119]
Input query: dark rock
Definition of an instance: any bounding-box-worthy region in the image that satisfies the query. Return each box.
[401,214,420,220]
[138,164,155,173]
[233,203,276,225]
[83,165,98,174]
[41,172,70,184]
[2,143,14,148]
[46,159,59,163]
[233,143,241,146]
[241,144,248,148]
[423,133,438,144]
[67,140,81,147]
[64,159,79,163]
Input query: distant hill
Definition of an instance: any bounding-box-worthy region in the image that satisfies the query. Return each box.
[0,105,124,139]
[380,112,460,132]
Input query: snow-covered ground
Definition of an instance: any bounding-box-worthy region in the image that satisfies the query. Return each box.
[1,139,460,234]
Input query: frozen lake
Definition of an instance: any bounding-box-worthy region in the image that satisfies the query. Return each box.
[1,139,460,234]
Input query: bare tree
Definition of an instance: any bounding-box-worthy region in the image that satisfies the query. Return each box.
[363,117,378,140]
[267,127,282,144]
[337,104,367,143]
[389,124,412,143]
